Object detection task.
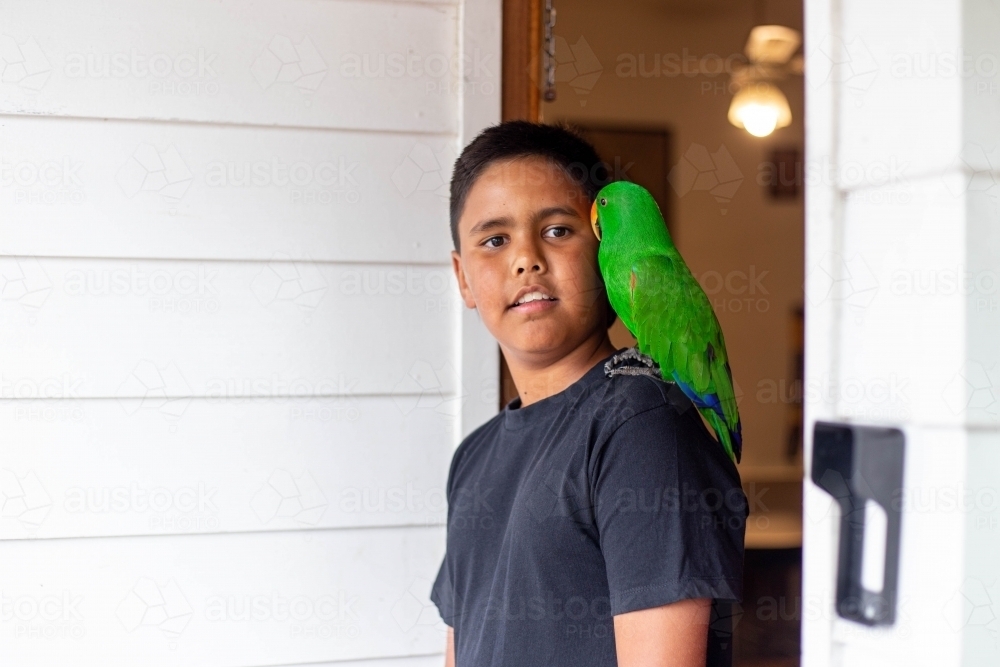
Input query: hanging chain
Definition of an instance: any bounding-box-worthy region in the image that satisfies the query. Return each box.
[542,0,557,102]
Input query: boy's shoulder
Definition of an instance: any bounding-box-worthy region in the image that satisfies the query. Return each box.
[454,358,697,454]
[562,351,696,420]
[569,369,707,447]
[578,369,677,418]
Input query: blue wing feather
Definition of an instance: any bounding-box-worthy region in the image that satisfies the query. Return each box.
[671,372,743,452]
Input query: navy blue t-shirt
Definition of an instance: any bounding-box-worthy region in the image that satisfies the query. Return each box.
[431,350,747,666]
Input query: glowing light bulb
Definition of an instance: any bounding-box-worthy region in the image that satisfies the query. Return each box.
[727,82,792,138]
[738,103,780,137]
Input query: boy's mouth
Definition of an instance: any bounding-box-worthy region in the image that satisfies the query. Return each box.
[508,285,558,312]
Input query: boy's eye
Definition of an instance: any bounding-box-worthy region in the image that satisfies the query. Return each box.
[544,226,569,238]
[483,236,506,248]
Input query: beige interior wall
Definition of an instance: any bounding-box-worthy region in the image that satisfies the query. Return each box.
[545,0,805,469]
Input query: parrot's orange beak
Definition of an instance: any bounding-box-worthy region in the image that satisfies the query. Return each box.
[590,200,601,240]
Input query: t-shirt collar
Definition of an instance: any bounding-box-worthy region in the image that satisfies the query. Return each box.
[502,350,620,430]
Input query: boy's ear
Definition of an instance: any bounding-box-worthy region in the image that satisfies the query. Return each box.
[451,250,477,309]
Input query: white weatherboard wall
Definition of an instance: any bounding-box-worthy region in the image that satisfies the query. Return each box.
[804,0,1000,666]
[0,1,499,665]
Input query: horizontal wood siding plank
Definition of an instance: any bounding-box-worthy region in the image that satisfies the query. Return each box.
[283,657,443,667]
[0,117,455,263]
[0,257,460,397]
[0,396,457,539]
[0,0,464,133]
[0,528,447,665]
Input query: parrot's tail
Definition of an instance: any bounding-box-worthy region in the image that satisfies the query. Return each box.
[671,374,742,464]
[699,407,742,465]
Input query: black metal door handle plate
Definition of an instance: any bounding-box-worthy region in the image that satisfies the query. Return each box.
[811,422,905,626]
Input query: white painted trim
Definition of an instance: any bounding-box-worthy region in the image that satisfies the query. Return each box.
[456,0,502,441]
[802,0,841,664]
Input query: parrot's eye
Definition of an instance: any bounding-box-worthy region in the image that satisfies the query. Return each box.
[600,198,607,206]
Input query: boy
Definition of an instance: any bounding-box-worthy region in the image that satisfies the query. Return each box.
[431,122,747,666]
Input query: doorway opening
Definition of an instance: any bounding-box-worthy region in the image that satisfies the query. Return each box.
[502,0,805,664]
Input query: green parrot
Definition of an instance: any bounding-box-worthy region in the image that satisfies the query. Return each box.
[590,181,742,464]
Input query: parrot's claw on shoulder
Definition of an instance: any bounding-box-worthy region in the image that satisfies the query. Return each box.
[605,365,663,379]
[611,346,656,366]
[604,347,661,379]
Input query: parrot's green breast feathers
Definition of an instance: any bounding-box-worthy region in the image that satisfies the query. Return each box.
[594,182,743,463]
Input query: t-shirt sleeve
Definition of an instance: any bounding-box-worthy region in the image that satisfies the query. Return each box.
[430,437,465,627]
[430,555,455,625]
[592,402,748,616]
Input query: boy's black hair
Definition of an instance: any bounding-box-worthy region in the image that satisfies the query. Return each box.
[449,121,609,252]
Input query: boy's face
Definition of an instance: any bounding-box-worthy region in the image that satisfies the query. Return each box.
[451,156,609,364]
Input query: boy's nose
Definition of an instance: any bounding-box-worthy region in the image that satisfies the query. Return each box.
[513,238,546,274]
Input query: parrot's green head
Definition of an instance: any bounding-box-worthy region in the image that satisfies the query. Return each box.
[590,181,673,250]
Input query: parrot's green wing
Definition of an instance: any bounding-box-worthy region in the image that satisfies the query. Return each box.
[626,254,742,462]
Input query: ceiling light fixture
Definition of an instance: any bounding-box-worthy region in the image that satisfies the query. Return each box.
[728,81,792,137]
[727,24,802,138]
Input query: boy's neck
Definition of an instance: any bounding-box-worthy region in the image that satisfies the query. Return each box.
[503,334,619,408]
